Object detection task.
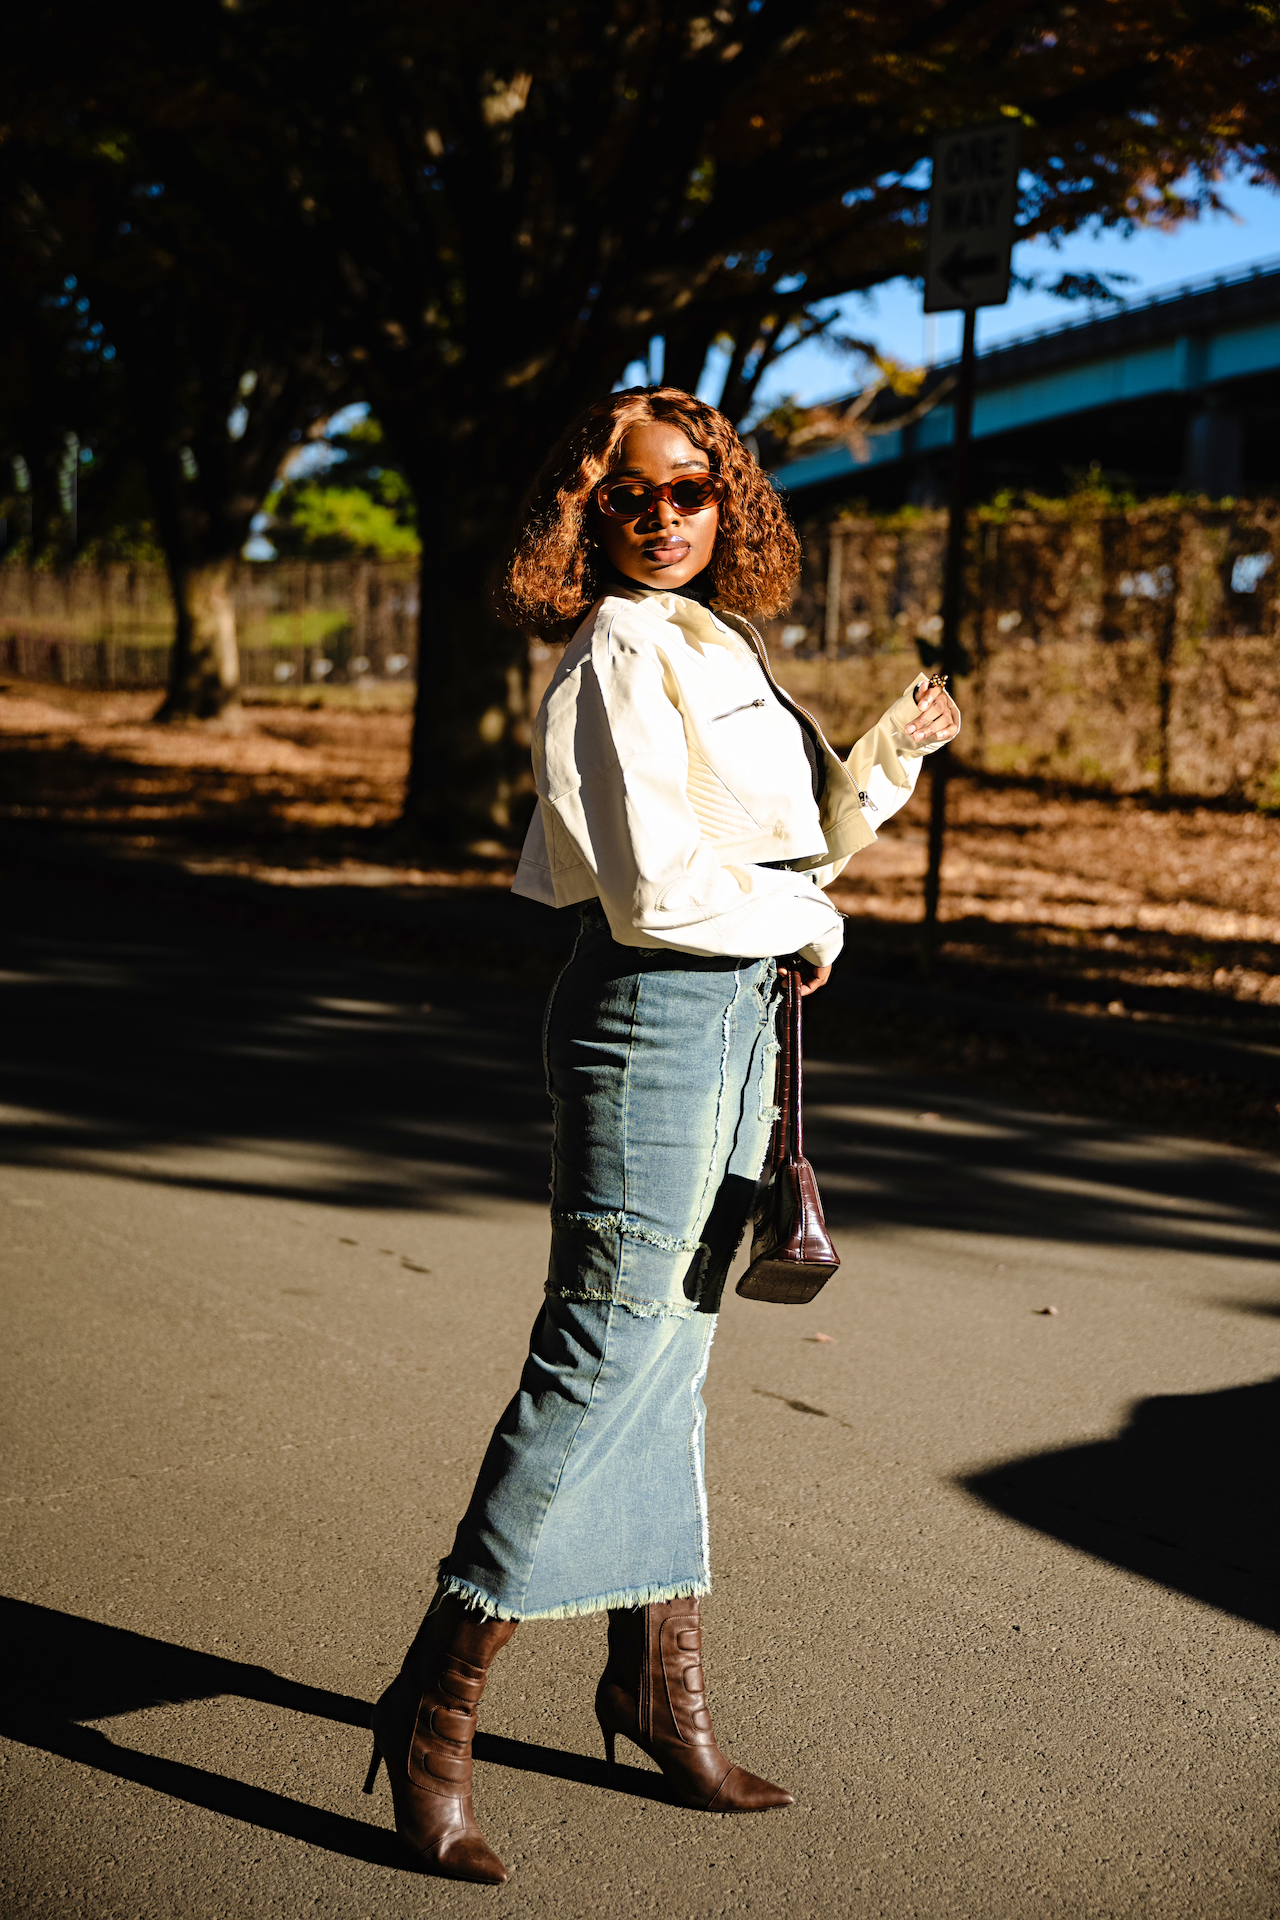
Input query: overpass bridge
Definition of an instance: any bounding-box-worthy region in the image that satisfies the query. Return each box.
[769,256,1280,510]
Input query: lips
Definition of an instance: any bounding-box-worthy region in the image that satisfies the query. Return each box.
[642,537,690,564]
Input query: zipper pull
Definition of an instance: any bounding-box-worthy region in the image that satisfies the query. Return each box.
[858,788,878,812]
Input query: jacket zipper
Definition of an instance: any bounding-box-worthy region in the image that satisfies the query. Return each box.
[708,613,839,807]
[711,697,766,721]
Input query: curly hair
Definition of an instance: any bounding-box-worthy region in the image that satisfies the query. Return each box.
[503,387,801,634]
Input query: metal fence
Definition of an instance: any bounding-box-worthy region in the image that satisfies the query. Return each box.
[767,501,1280,803]
[0,559,419,692]
[4,525,1279,804]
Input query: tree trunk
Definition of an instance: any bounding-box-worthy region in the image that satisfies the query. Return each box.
[402,552,532,852]
[392,357,627,851]
[158,557,241,720]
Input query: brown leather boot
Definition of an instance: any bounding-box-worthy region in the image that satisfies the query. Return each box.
[365,1590,517,1882]
[594,1596,793,1811]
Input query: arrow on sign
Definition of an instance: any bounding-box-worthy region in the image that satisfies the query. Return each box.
[940,243,997,294]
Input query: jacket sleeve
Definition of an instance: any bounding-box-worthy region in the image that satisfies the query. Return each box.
[845,672,951,830]
[546,623,844,965]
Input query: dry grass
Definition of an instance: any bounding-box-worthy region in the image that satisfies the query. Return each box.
[830,778,1280,1015]
[0,685,404,831]
[3,678,1278,1021]
[0,682,498,885]
[3,678,1277,1152]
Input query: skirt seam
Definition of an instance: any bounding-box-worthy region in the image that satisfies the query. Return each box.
[551,1207,705,1258]
[514,1296,616,1614]
[693,969,740,1228]
[688,1316,716,1589]
[543,1281,698,1321]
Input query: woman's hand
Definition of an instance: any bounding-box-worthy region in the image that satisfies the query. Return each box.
[795,961,832,997]
[905,678,961,745]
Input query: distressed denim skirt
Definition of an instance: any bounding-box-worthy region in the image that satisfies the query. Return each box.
[441,902,780,1621]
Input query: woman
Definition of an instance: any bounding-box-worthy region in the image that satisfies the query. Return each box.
[364,388,960,1883]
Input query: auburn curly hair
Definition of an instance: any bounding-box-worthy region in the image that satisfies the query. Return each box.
[503,387,801,634]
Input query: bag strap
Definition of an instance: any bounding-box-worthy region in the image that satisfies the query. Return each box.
[768,965,805,1169]
[770,971,789,1174]
[787,966,805,1162]
[768,965,808,1171]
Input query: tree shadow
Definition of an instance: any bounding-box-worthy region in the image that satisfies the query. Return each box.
[0,1597,675,1868]
[2,826,1277,1262]
[0,847,566,1211]
[962,1376,1280,1633]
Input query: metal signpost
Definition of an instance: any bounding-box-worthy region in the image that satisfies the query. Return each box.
[920,123,1020,963]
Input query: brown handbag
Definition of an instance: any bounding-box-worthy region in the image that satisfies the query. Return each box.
[736,965,840,1305]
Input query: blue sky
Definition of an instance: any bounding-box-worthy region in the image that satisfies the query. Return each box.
[666,172,1280,420]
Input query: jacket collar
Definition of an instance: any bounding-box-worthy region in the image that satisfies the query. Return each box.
[604,584,743,657]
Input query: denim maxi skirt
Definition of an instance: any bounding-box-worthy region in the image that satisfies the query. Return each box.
[441,903,781,1621]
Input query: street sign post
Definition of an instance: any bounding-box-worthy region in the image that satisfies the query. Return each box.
[920,123,1020,966]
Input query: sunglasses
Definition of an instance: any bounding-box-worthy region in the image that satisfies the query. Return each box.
[595,473,727,521]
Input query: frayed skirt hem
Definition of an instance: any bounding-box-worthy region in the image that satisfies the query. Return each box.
[438,1568,710,1623]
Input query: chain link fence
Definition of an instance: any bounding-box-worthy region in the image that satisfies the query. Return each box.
[4,513,1279,804]
[762,500,1280,805]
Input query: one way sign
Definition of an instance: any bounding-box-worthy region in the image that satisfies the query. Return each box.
[924,123,1021,313]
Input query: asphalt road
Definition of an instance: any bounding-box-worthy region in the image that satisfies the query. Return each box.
[2,870,1278,1919]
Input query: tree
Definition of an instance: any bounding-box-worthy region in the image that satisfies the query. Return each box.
[0,184,157,566]
[10,1,1280,805]
[2,39,353,717]
[202,0,1278,844]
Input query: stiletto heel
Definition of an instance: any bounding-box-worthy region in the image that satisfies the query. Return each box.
[599,1721,617,1765]
[368,1592,517,1882]
[595,1599,792,1812]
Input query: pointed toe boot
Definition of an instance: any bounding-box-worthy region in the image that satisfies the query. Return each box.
[365,1591,517,1883]
[594,1596,793,1812]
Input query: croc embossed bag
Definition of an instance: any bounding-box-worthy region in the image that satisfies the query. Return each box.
[737,966,840,1305]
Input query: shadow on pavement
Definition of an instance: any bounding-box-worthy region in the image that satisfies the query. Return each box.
[2,854,1277,1265]
[0,1598,676,1864]
[962,1376,1280,1633]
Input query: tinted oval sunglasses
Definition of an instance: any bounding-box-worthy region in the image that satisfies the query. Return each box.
[595,472,727,521]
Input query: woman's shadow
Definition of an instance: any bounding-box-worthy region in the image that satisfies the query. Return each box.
[0,1598,674,1869]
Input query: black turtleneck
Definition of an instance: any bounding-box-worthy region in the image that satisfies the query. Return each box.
[601,561,717,607]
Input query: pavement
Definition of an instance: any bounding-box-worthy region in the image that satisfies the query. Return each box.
[1,861,1278,1919]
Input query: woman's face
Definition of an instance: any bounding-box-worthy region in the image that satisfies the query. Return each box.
[596,422,720,591]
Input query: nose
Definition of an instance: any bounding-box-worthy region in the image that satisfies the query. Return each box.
[636,497,682,533]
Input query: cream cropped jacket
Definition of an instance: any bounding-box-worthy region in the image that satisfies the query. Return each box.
[512,587,946,967]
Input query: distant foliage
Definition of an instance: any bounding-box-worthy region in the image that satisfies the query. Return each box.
[265,420,420,561]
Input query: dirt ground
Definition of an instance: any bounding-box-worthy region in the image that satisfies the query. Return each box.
[3,680,1278,1148]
